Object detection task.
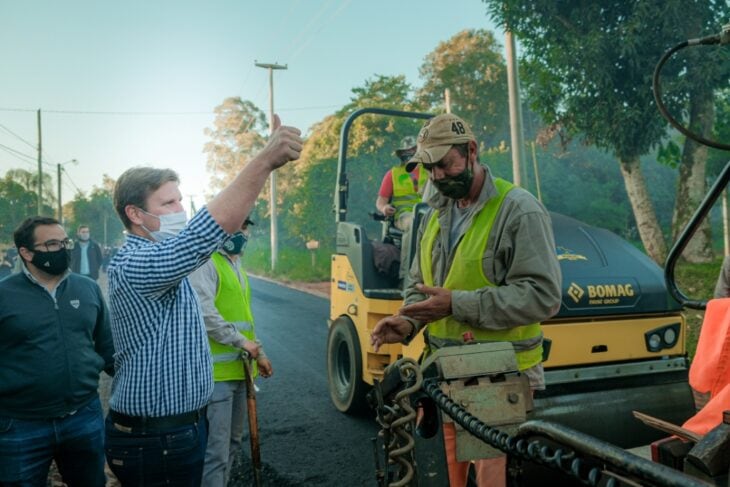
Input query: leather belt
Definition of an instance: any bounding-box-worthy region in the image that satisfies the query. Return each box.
[109,408,204,432]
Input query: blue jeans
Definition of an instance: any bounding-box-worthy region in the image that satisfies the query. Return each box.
[105,414,208,487]
[0,396,106,487]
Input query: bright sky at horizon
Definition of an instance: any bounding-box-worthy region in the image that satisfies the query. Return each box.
[0,0,498,209]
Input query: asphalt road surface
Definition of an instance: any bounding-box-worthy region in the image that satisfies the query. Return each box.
[226,277,380,486]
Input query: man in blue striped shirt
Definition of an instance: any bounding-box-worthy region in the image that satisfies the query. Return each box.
[104,115,302,487]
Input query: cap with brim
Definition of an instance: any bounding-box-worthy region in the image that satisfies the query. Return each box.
[404,113,475,172]
[395,147,417,158]
[404,145,453,172]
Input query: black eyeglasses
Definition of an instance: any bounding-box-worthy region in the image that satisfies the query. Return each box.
[33,238,74,252]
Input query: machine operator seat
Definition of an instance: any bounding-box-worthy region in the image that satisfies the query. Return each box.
[336,221,401,299]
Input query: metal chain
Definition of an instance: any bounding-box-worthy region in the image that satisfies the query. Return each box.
[374,358,422,487]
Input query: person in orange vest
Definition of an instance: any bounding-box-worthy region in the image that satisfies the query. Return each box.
[375,136,428,233]
[371,113,562,487]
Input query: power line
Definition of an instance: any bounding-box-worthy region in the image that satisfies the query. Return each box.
[289,0,353,63]
[0,143,36,164]
[0,122,37,151]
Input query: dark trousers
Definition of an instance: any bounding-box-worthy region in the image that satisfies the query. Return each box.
[105,414,208,487]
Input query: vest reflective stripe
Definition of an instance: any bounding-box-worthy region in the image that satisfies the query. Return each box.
[391,166,427,219]
[420,178,543,371]
[209,252,257,381]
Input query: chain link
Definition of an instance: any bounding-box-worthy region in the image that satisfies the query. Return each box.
[374,358,421,487]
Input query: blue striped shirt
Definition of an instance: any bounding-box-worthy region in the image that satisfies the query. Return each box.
[107,207,227,416]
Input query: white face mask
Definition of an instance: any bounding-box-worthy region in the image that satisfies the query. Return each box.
[140,209,188,241]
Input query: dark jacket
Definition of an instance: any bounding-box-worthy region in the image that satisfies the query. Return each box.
[70,239,103,280]
[0,271,114,419]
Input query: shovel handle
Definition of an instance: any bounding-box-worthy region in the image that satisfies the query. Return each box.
[243,356,262,486]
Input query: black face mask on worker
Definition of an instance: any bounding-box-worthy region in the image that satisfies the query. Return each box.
[31,248,70,275]
[433,164,474,200]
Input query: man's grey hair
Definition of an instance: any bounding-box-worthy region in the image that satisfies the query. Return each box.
[114,167,179,230]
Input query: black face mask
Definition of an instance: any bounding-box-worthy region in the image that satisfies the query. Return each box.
[433,164,474,200]
[222,232,248,256]
[31,248,70,275]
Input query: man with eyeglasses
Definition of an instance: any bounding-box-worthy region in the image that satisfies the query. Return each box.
[0,216,114,487]
[189,217,273,486]
[370,113,562,487]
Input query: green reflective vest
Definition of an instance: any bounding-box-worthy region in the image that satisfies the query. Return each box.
[391,166,427,219]
[209,252,257,381]
[420,178,543,371]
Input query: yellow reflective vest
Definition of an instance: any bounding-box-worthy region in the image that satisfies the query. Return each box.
[209,252,257,381]
[391,166,427,219]
[420,178,543,371]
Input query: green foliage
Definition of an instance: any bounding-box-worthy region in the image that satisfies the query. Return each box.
[0,175,53,243]
[418,29,510,148]
[657,141,682,169]
[485,0,691,161]
[708,89,730,179]
[277,75,424,250]
[675,256,726,358]
[4,168,56,209]
[202,97,268,194]
[241,238,331,282]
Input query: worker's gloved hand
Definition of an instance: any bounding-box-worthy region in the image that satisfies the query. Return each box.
[241,340,261,360]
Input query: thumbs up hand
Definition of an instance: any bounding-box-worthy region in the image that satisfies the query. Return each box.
[260,114,303,170]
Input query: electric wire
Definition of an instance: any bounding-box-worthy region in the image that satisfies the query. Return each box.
[0,122,37,151]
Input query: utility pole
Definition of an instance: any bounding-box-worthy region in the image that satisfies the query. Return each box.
[56,159,77,223]
[444,88,451,113]
[37,109,43,214]
[57,163,62,221]
[255,61,287,270]
[505,30,525,187]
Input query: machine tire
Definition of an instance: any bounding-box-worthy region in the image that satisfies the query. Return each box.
[327,316,369,414]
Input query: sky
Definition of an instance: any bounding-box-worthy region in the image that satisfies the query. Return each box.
[0,0,499,209]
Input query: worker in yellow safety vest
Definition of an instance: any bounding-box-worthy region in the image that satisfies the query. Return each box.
[371,113,562,487]
[189,217,273,487]
[376,136,429,233]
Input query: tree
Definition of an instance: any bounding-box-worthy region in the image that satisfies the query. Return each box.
[202,97,268,194]
[5,168,56,210]
[662,2,729,262]
[418,29,510,148]
[485,0,726,263]
[0,176,40,243]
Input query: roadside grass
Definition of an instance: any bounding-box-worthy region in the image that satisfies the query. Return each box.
[675,256,723,359]
[243,241,331,282]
